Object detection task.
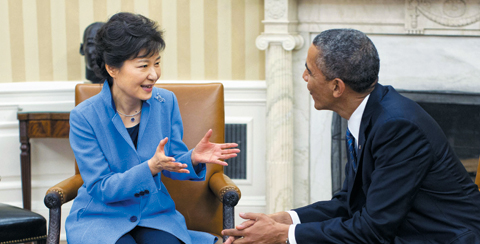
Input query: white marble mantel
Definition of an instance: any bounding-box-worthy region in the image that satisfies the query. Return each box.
[261,0,480,209]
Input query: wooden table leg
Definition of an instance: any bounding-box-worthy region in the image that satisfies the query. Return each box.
[19,119,31,210]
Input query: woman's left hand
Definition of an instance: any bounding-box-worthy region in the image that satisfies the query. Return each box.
[191,129,240,166]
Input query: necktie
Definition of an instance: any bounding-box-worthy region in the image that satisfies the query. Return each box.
[346,128,357,171]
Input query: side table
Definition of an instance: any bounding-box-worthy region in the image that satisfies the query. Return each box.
[17,112,70,210]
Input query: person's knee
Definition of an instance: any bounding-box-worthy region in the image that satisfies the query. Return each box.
[134,227,182,244]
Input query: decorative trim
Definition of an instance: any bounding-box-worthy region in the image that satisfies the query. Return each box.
[0,235,47,244]
[256,34,304,51]
[266,0,286,20]
[406,0,480,34]
[219,186,241,202]
[417,4,480,27]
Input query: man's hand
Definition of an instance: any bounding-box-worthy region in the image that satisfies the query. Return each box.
[222,212,290,244]
[232,211,293,232]
[268,211,294,225]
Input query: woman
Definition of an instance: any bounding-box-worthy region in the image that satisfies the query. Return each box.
[66,12,239,244]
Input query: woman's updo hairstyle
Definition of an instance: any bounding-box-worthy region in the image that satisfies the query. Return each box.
[93,12,165,85]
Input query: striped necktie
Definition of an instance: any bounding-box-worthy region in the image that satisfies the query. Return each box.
[346,128,357,171]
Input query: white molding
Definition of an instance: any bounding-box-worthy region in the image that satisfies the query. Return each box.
[0,121,17,130]
[0,178,73,190]
[0,81,81,112]
[0,81,83,94]
[237,195,267,207]
[256,34,304,51]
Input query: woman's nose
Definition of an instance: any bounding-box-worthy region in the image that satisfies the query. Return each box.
[148,67,159,80]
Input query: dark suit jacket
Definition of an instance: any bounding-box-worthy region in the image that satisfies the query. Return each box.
[294,83,480,243]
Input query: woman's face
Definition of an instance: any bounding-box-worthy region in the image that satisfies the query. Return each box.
[108,51,161,102]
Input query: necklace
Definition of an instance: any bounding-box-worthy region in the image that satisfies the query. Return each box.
[117,110,141,122]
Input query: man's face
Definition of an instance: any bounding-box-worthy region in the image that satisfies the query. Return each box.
[80,24,102,70]
[302,44,334,111]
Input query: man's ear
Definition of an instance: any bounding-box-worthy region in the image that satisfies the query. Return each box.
[332,78,345,98]
[105,64,117,78]
[79,43,84,55]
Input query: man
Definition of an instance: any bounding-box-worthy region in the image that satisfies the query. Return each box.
[80,22,104,83]
[222,29,480,243]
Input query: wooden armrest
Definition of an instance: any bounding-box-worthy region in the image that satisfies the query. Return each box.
[209,172,241,207]
[45,174,83,208]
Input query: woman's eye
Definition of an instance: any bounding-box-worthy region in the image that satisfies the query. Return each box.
[155,62,160,66]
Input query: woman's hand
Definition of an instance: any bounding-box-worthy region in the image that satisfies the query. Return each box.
[148,137,189,175]
[191,129,240,166]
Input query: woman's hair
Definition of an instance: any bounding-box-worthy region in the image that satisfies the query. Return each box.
[313,29,380,93]
[92,12,165,85]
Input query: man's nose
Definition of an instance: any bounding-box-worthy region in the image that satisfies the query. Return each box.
[302,70,308,82]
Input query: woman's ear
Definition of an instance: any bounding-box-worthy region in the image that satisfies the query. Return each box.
[105,64,117,78]
[332,78,345,98]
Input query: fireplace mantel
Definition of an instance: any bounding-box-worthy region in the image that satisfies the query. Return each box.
[260,0,480,210]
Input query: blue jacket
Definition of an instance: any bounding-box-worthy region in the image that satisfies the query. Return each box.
[65,82,217,244]
[294,83,480,243]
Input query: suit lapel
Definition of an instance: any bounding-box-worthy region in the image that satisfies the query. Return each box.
[111,114,137,152]
[137,96,152,148]
[347,84,386,213]
[99,82,138,153]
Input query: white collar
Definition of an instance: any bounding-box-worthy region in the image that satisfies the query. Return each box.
[347,94,370,146]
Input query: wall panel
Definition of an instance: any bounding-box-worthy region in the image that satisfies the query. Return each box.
[0,0,265,83]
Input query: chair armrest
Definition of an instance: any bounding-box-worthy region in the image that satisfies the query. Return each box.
[209,173,241,242]
[43,174,83,244]
[209,172,241,207]
[45,174,83,208]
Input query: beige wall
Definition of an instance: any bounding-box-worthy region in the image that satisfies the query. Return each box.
[0,0,265,83]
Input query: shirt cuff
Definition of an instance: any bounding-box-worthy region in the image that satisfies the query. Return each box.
[287,210,301,224]
[288,224,298,244]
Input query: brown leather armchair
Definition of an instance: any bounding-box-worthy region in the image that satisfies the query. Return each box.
[44,83,241,244]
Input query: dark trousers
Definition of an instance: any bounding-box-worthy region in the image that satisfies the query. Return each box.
[116,226,183,244]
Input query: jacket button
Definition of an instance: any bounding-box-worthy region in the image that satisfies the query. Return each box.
[134,193,140,197]
[140,191,145,196]
[130,216,137,222]
[144,190,149,194]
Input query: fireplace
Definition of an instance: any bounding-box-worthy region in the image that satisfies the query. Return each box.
[331,90,480,194]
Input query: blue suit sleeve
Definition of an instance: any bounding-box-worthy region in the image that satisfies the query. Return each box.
[161,92,206,181]
[294,177,350,223]
[294,119,433,244]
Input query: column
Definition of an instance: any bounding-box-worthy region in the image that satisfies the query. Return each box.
[256,0,303,213]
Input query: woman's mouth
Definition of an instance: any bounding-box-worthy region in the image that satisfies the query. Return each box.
[141,84,154,92]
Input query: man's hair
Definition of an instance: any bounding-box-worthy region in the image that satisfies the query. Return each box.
[93,12,165,85]
[312,29,380,93]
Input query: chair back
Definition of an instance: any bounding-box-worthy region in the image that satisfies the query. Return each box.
[74,83,225,236]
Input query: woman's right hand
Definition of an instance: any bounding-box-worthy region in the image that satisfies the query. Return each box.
[148,137,189,175]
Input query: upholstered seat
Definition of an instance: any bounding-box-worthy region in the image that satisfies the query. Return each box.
[0,203,47,244]
[44,83,240,244]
